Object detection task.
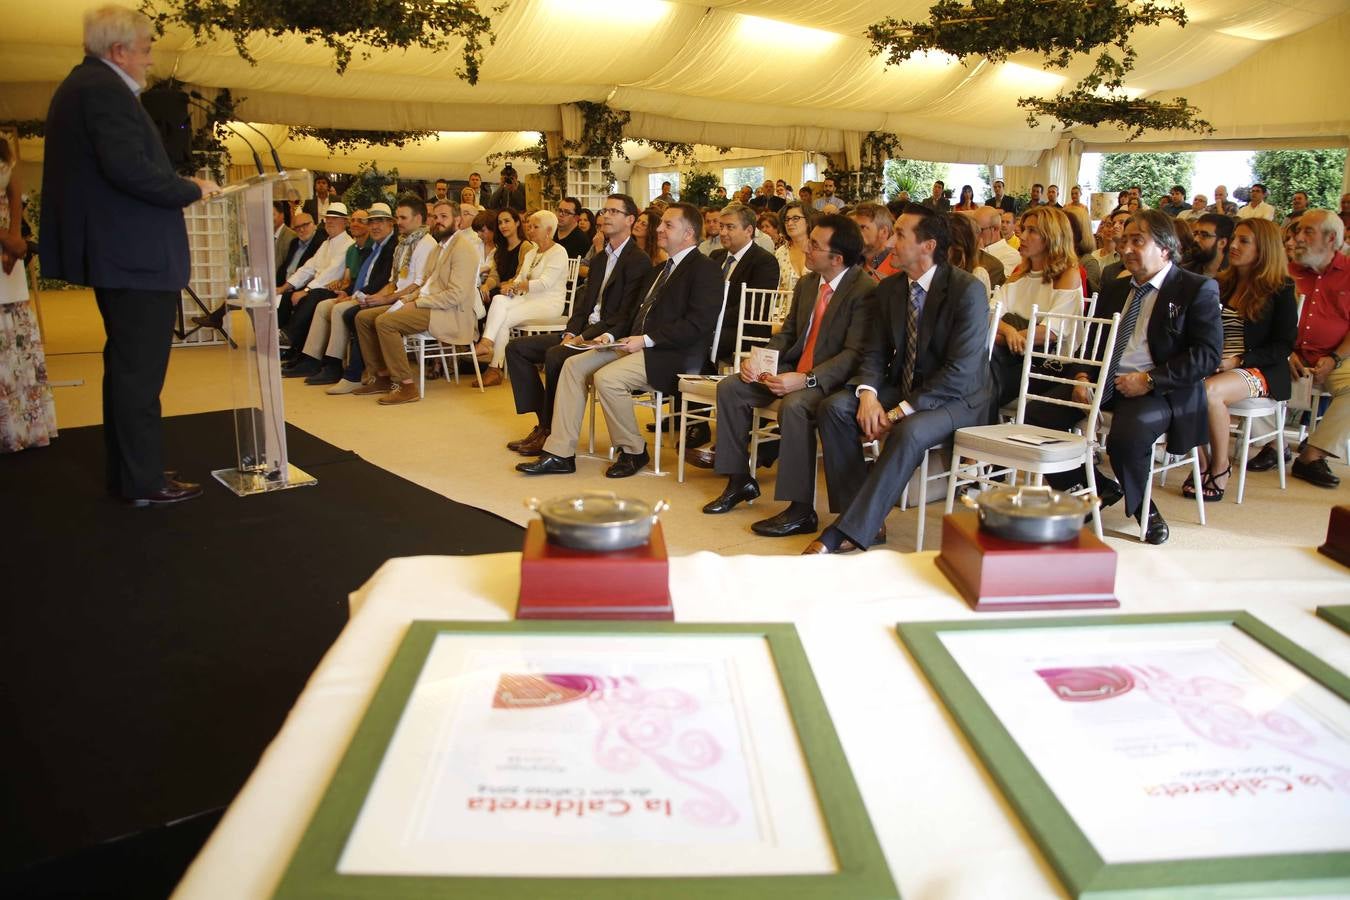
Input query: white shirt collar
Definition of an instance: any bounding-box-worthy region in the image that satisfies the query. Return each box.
[668,244,697,268]
[824,267,850,293]
[98,57,142,96]
[1133,260,1172,292]
[726,241,752,264]
[607,236,631,259]
[913,262,939,293]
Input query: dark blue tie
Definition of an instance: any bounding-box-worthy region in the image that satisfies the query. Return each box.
[1103,281,1152,403]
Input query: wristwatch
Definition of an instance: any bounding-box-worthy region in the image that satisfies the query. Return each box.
[1332,352,1344,368]
[1144,372,1156,392]
[805,371,818,389]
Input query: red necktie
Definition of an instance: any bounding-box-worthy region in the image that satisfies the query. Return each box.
[796,281,834,373]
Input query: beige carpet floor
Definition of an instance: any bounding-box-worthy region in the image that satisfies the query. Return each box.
[34,288,1346,557]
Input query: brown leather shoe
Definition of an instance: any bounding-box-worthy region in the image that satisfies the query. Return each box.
[125,481,204,507]
[479,367,503,387]
[801,540,832,555]
[378,381,421,405]
[507,425,544,451]
[352,375,392,395]
[516,427,551,456]
[685,446,716,469]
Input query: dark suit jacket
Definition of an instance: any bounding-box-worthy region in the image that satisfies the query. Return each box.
[279,235,323,287]
[40,57,202,290]
[486,185,527,211]
[985,196,1017,214]
[567,238,652,339]
[356,235,397,294]
[626,248,723,394]
[275,226,297,278]
[979,249,1006,289]
[769,265,877,395]
[1082,264,1222,450]
[1231,280,1298,401]
[711,242,780,361]
[856,265,992,416]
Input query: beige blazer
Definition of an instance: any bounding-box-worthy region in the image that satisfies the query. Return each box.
[414,232,481,344]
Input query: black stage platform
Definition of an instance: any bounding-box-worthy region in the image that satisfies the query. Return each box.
[1,412,523,897]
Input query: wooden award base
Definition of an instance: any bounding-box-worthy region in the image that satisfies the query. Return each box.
[516,521,674,620]
[934,511,1119,611]
[1316,505,1350,569]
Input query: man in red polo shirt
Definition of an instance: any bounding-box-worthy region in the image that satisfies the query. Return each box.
[1284,210,1349,488]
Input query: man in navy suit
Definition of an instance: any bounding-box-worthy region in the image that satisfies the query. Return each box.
[1028,209,1222,544]
[41,5,219,506]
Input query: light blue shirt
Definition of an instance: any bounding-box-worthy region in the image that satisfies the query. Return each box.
[591,237,631,328]
[1117,262,1171,374]
[98,57,142,96]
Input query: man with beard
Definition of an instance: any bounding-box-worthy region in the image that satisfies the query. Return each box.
[1182,213,1233,279]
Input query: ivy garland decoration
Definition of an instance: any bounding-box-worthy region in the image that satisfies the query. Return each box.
[823,130,903,203]
[143,80,238,181]
[290,127,440,155]
[485,133,567,201]
[341,160,400,212]
[867,0,1209,138]
[138,0,500,82]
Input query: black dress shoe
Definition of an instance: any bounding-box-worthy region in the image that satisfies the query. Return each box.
[516,453,576,475]
[125,481,204,507]
[1096,477,1124,509]
[684,422,712,448]
[605,448,650,478]
[1142,506,1169,545]
[703,479,760,514]
[305,364,342,385]
[1246,444,1291,472]
[1292,457,1341,488]
[751,507,819,537]
[646,419,677,434]
[284,356,321,378]
[685,446,716,469]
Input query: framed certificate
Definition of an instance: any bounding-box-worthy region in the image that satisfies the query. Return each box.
[274,621,897,899]
[899,612,1350,898]
[1318,605,1350,635]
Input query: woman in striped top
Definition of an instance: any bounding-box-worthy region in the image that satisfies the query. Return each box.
[1188,218,1298,501]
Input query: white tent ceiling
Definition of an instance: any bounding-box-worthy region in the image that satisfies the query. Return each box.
[4,0,1349,177]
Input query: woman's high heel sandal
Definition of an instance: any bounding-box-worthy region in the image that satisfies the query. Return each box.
[1200,466,1231,503]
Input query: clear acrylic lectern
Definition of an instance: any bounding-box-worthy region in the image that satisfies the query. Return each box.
[198,171,318,496]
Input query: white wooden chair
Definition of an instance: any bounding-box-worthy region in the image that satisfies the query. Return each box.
[403,332,484,396]
[511,256,582,338]
[945,306,1122,539]
[675,284,788,482]
[1229,398,1287,503]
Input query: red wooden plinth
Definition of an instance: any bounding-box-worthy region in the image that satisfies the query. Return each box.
[1317,505,1350,569]
[516,521,673,620]
[935,511,1119,611]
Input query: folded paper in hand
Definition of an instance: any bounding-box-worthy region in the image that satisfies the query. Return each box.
[747,347,779,381]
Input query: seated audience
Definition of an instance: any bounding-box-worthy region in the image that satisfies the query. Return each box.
[1177,194,1207,222]
[709,203,781,364]
[985,179,1017,213]
[701,214,876,537]
[1283,191,1310,228]
[655,181,675,203]
[757,211,783,247]
[1185,218,1296,501]
[1183,212,1233,279]
[986,210,1022,271]
[1026,209,1222,545]
[480,207,533,302]
[1207,185,1238,217]
[947,212,991,298]
[921,180,951,213]
[853,203,901,279]
[322,203,399,394]
[1026,183,1046,208]
[635,207,667,264]
[807,206,993,553]
[953,185,978,211]
[1238,183,1276,221]
[813,178,840,211]
[284,207,370,381]
[273,201,296,274]
[553,196,592,259]
[577,208,595,236]
[970,206,1007,289]
[1340,193,1350,231]
[776,202,814,293]
[1161,186,1189,217]
[1250,210,1349,486]
[278,203,353,355]
[277,210,320,288]
[473,210,570,386]
[504,194,652,457]
[698,207,723,256]
[989,207,1083,406]
[517,204,722,478]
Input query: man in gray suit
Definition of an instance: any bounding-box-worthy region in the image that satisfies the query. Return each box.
[702,214,877,537]
[807,205,993,553]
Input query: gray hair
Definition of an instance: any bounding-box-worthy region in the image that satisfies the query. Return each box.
[1128,209,1181,260]
[531,209,558,239]
[719,202,756,230]
[84,5,152,58]
[1302,209,1345,250]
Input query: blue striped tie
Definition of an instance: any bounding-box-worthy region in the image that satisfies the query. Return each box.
[1103,281,1152,403]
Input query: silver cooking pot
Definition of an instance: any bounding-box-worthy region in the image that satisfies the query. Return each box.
[527,492,669,552]
[960,484,1096,544]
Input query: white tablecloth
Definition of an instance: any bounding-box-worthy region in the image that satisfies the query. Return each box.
[173,545,1350,899]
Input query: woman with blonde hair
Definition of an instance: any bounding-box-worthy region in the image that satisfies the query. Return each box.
[989,206,1082,405]
[1186,217,1297,501]
[473,209,569,385]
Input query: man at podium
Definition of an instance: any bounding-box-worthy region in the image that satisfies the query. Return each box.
[40,4,219,507]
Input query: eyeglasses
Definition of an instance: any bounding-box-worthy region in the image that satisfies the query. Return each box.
[600,207,629,216]
[294,221,315,229]
[784,215,806,224]
[1192,231,1217,240]
[558,208,577,216]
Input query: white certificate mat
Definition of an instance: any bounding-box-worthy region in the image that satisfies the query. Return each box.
[939,622,1350,864]
[338,633,837,877]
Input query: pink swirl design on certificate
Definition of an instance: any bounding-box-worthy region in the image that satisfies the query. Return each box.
[1128,665,1350,791]
[1036,666,1135,702]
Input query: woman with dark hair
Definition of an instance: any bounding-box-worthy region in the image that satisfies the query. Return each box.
[953,185,978,211]
[757,210,783,247]
[480,207,533,303]
[0,133,56,452]
[472,208,498,296]
[634,207,665,264]
[775,201,815,293]
[946,212,990,297]
[577,208,595,236]
[1185,218,1297,501]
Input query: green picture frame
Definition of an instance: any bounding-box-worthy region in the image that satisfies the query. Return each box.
[1317,605,1350,635]
[273,620,898,899]
[898,612,1350,899]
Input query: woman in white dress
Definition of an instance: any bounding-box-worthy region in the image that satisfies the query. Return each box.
[0,135,57,452]
[989,206,1083,407]
[473,209,569,386]
[774,201,814,294]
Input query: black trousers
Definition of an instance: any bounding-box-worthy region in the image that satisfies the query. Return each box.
[816,385,901,514]
[1025,384,1175,519]
[820,391,978,548]
[94,287,179,498]
[504,333,569,426]
[712,378,826,504]
[283,288,335,348]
